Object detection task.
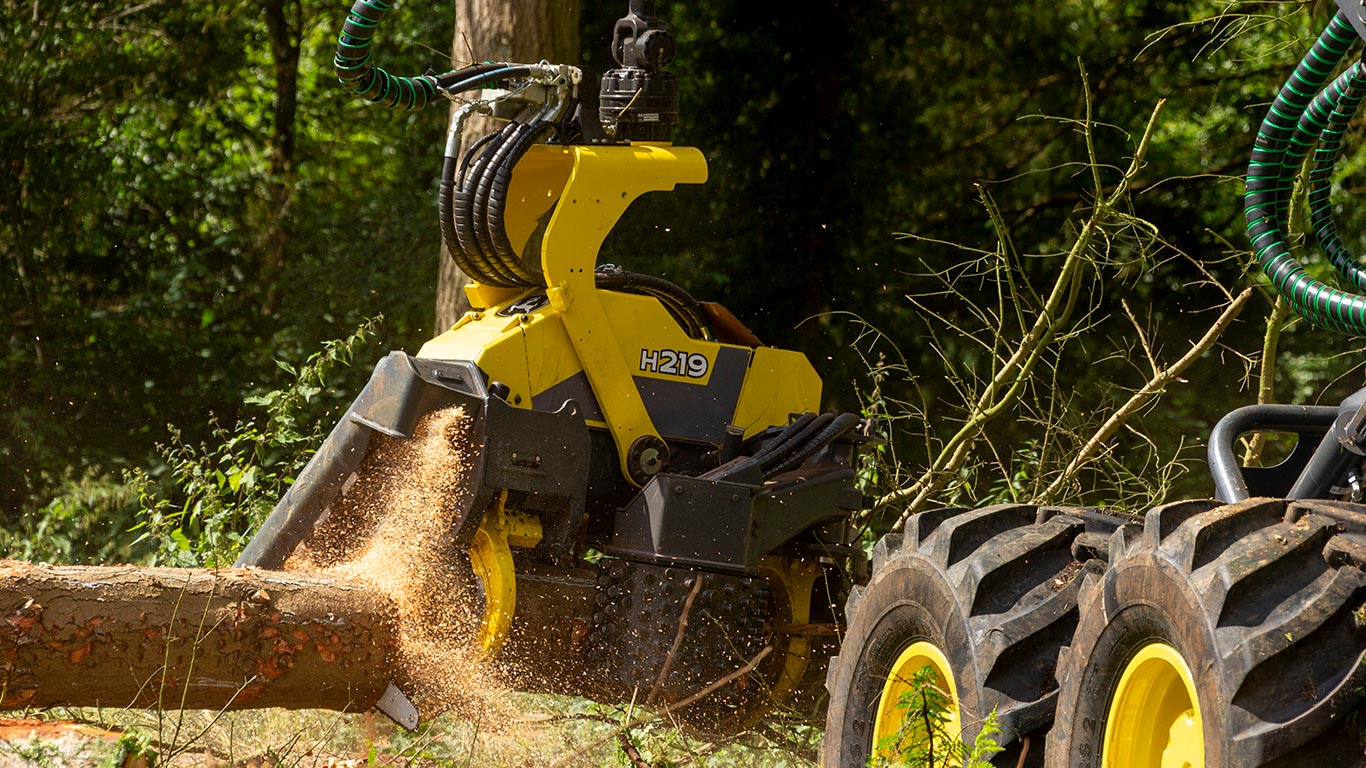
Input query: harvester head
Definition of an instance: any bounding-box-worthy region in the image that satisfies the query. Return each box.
[238,0,869,731]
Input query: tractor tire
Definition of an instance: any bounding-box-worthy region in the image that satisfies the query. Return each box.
[823,504,1123,768]
[1046,498,1366,768]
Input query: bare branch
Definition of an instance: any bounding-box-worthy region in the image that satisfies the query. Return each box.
[1037,287,1253,503]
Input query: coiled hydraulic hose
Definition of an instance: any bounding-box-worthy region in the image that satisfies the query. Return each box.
[335,0,435,109]
[1308,63,1366,291]
[1245,11,1366,334]
[335,0,521,109]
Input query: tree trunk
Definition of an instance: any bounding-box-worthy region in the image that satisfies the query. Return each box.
[260,0,301,317]
[433,0,581,331]
[0,562,399,712]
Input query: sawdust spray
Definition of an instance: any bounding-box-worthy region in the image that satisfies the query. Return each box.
[285,406,511,722]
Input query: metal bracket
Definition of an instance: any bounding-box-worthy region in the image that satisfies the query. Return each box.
[1335,0,1366,43]
[375,681,420,731]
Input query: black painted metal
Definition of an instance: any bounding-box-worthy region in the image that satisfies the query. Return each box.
[608,462,861,572]
[1208,404,1338,502]
[1288,387,1366,499]
[236,353,488,569]
[235,352,591,568]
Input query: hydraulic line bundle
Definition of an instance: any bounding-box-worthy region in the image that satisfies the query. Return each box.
[1246,8,1366,333]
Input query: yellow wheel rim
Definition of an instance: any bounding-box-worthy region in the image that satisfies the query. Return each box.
[758,556,823,706]
[1103,642,1204,768]
[873,640,961,760]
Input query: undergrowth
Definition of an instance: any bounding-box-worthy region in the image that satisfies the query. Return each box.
[130,316,382,566]
[870,668,1003,768]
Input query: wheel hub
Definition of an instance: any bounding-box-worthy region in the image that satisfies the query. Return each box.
[873,640,961,759]
[468,494,543,655]
[1103,642,1203,768]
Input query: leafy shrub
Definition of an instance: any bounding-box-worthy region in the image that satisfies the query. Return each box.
[132,317,382,566]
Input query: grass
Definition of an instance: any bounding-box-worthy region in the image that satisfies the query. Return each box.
[4,693,820,768]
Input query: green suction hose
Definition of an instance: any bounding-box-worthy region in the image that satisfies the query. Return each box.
[1308,63,1366,291]
[1245,11,1366,334]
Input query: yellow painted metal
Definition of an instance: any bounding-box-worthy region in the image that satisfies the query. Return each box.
[468,492,544,655]
[599,289,722,388]
[873,640,961,761]
[463,283,528,313]
[420,284,822,434]
[1103,642,1204,768]
[504,145,575,262]
[758,556,822,706]
[731,346,823,438]
[537,143,707,484]
[419,142,821,478]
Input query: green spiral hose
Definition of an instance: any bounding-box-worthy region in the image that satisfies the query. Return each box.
[1245,11,1366,335]
[334,0,440,110]
[1308,62,1366,291]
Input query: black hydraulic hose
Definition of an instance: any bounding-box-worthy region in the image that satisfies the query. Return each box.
[439,131,504,284]
[593,270,708,338]
[459,131,502,182]
[1245,12,1366,335]
[432,62,514,90]
[749,413,818,467]
[758,413,836,474]
[631,280,708,338]
[454,125,524,286]
[332,3,568,287]
[460,126,519,284]
[768,412,861,476]
[642,289,707,338]
[437,66,535,95]
[472,123,538,285]
[482,121,555,285]
[335,1,528,111]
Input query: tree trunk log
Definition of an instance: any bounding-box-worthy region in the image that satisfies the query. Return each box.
[0,561,399,712]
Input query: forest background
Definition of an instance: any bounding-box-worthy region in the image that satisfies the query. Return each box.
[3,0,1361,563]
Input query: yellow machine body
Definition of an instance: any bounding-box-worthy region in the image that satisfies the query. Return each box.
[417,144,823,474]
[240,137,854,718]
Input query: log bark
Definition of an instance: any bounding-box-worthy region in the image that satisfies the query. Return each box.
[0,561,399,712]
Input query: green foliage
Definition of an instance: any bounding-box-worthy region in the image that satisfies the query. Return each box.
[112,730,156,768]
[132,317,381,566]
[2,0,447,524]
[4,0,1365,569]
[870,667,1004,768]
[0,470,145,563]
